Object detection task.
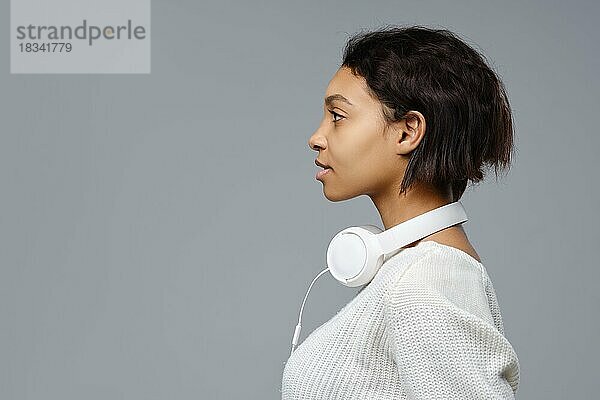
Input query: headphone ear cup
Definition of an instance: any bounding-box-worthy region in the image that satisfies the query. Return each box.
[327,226,385,287]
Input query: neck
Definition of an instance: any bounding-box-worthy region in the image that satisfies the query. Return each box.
[369,181,453,231]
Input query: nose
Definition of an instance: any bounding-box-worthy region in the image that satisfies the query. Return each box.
[308,126,326,151]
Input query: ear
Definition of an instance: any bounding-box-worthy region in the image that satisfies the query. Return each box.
[392,111,426,155]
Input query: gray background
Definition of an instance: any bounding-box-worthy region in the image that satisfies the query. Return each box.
[2,0,598,399]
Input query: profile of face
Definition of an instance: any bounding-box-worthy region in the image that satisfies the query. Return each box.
[308,66,421,202]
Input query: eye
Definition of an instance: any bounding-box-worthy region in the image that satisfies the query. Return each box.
[328,109,344,123]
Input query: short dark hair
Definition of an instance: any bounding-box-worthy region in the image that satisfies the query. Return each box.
[341,24,514,201]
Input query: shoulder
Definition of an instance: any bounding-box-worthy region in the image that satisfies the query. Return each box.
[384,242,495,328]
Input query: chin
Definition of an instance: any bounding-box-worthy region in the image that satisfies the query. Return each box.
[322,186,359,202]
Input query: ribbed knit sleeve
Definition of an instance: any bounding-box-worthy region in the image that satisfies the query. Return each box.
[383,249,520,399]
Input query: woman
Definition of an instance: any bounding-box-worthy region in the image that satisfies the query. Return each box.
[281,25,520,399]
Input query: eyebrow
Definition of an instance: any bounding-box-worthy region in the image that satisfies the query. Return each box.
[324,94,354,108]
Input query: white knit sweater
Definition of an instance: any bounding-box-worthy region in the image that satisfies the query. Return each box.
[280,240,520,399]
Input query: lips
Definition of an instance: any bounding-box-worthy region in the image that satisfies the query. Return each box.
[315,159,332,169]
[316,167,332,180]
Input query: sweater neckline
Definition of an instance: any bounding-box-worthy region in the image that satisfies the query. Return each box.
[415,240,484,267]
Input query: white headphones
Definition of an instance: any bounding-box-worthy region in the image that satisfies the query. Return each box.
[289,201,468,355]
[327,200,468,287]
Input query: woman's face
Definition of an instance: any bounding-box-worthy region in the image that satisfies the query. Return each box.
[308,66,408,202]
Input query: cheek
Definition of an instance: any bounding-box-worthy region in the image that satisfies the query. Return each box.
[348,132,395,186]
[343,120,380,162]
[344,125,385,168]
